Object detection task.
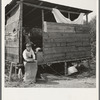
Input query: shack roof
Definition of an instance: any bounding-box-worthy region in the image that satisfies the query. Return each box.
[5,0,92,15]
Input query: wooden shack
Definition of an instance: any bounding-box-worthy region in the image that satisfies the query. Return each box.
[5,0,92,71]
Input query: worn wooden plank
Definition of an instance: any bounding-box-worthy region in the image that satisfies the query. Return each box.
[44,46,91,54]
[47,27,89,33]
[66,51,91,57]
[5,47,19,55]
[75,25,89,31]
[48,22,88,27]
[82,41,91,46]
[44,38,89,43]
[42,10,44,31]
[86,14,89,24]
[44,43,57,48]
[44,50,91,57]
[45,24,89,33]
[66,41,90,46]
[43,37,90,43]
[44,32,90,39]
[5,53,19,62]
[44,46,77,54]
[47,25,75,33]
[19,0,23,63]
[46,22,86,27]
[64,62,68,76]
[44,41,90,48]
[5,40,19,47]
[9,62,13,81]
[44,42,90,47]
[78,46,91,51]
[43,51,91,62]
[44,56,66,62]
[5,16,20,63]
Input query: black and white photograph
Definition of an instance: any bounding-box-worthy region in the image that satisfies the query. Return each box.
[2,0,99,100]
[4,0,97,88]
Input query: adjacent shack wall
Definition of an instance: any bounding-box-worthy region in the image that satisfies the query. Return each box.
[43,22,91,63]
[5,6,20,63]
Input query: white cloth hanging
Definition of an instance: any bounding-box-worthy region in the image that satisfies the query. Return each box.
[72,13,84,24]
[52,8,84,24]
[52,8,71,23]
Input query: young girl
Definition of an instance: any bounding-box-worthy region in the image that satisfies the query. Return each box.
[23,42,37,83]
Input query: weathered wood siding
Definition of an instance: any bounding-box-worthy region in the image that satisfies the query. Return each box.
[5,21,20,63]
[5,6,20,63]
[43,22,91,63]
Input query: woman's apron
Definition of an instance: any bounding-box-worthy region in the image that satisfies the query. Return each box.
[23,61,37,83]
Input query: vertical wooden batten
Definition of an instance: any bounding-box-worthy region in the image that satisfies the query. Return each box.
[42,9,44,55]
[86,13,88,24]
[68,12,70,19]
[64,62,67,76]
[42,10,44,31]
[19,0,23,64]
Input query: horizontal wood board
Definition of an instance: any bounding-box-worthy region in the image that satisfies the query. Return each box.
[43,22,91,63]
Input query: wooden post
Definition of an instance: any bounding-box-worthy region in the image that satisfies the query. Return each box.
[68,12,70,19]
[42,10,44,51]
[88,59,91,76]
[42,10,44,31]
[9,62,13,81]
[19,0,23,64]
[64,62,67,76]
[86,13,88,24]
[15,65,17,77]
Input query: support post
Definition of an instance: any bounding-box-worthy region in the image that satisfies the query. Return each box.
[9,62,13,81]
[15,65,17,77]
[64,62,67,76]
[88,59,91,76]
[42,10,44,31]
[68,12,70,19]
[41,10,45,54]
[86,13,88,24]
[19,0,23,64]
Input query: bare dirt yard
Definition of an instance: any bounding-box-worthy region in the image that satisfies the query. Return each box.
[5,61,96,88]
[5,74,96,88]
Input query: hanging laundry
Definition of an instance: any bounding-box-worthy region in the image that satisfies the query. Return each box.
[52,8,84,24]
[72,13,85,24]
[52,8,71,23]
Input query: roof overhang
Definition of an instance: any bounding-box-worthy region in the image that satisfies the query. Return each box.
[5,0,93,15]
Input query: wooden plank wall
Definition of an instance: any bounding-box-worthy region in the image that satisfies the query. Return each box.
[5,20,19,63]
[43,22,91,63]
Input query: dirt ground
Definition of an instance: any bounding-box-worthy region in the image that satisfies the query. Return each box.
[5,72,96,88]
[5,61,96,88]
